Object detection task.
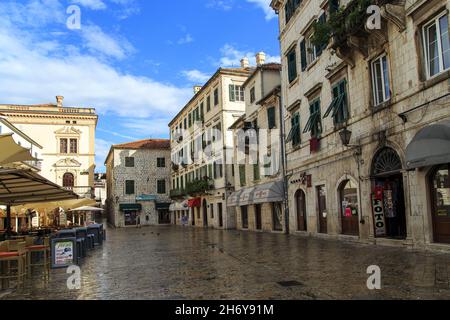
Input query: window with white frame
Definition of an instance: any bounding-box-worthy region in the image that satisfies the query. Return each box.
[371,54,391,106]
[306,34,318,65]
[229,85,245,102]
[423,12,450,78]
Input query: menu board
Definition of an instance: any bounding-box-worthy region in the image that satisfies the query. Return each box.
[51,238,77,269]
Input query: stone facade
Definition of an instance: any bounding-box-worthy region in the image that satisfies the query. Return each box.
[271,0,450,249]
[105,140,171,228]
[169,67,254,229]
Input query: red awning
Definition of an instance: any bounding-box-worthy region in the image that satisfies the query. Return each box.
[187,198,201,208]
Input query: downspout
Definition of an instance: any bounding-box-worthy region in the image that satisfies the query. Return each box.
[276,88,289,234]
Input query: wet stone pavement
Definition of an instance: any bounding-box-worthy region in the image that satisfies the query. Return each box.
[2,225,450,300]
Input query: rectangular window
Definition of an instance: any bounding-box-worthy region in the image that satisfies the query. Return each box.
[157,157,166,168]
[371,55,391,106]
[184,117,187,129]
[210,204,214,219]
[287,48,297,83]
[423,13,450,78]
[125,180,135,195]
[125,157,135,167]
[157,180,166,194]
[69,139,77,154]
[188,113,192,127]
[303,99,322,138]
[60,138,68,154]
[206,95,211,112]
[267,106,276,129]
[229,85,245,102]
[324,79,349,124]
[307,34,318,65]
[250,87,256,103]
[239,164,246,186]
[253,163,260,181]
[214,88,219,106]
[200,102,204,121]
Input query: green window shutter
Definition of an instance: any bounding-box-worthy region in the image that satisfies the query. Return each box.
[288,49,297,82]
[229,84,235,102]
[316,13,327,56]
[253,163,260,181]
[267,107,276,129]
[329,0,340,15]
[300,40,307,71]
[239,165,246,186]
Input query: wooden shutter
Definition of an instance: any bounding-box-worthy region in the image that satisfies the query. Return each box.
[229,85,235,102]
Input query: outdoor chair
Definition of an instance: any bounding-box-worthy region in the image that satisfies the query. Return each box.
[25,237,50,279]
[0,241,27,290]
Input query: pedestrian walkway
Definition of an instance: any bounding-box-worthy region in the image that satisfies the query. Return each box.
[2,226,450,300]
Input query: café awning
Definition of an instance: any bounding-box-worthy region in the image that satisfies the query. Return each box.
[406,121,450,169]
[252,180,284,204]
[0,168,78,205]
[11,198,96,213]
[227,190,242,207]
[0,133,37,165]
[119,203,142,211]
[239,187,255,206]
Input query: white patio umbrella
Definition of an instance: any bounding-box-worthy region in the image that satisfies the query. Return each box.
[69,206,104,225]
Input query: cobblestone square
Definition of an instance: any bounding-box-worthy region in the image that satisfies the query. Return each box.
[2,225,450,300]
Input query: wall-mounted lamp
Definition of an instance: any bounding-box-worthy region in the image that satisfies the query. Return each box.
[339,128,362,157]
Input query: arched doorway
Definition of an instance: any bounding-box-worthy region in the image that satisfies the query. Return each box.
[371,147,407,239]
[295,189,307,231]
[339,179,359,236]
[430,164,450,244]
[62,173,74,189]
[202,199,208,227]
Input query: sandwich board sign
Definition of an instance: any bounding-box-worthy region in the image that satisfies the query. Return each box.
[51,238,77,269]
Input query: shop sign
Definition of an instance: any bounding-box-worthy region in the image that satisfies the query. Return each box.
[51,238,77,269]
[372,195,386,236]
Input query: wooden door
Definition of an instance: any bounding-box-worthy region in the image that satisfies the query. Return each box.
[296,190,307,231]
[431,164,450,244]
[255,204,262,230]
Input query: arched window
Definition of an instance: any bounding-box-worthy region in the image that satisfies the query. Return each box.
[295,189,307,231]
[63,173,74,188]
[372,147,402,176]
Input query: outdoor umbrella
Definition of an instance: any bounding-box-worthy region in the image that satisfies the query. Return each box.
[69,206,104,225]
[11,198,96,214]
[0,133,37,165]
[0,168,78,237]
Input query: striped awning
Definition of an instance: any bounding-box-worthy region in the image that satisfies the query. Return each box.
[227,180,284,207]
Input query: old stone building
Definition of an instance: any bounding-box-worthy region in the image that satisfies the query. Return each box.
[169,65,254,229]
[270,0,450,249]
[228,60,286,233]
[105,139,171,228]
[0,96,98,199]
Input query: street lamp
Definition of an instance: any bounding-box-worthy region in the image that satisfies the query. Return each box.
[339,128,362,156]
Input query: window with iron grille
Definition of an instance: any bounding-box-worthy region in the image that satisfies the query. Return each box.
[69,139,78,154]
[125,157,135,167]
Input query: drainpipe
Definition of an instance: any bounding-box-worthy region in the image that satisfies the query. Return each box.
[276,89,289,234]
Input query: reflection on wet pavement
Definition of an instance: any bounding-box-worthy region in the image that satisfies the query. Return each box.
[2,225,450,300]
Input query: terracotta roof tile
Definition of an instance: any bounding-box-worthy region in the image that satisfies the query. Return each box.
[113,139,170,150]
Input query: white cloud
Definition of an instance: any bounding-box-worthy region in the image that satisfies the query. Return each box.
[246,0,276,20]
[95,138,113,166]
[120,118,171,138]
[206,0,234,11]
[81,24,135,60]
[181,70,211,84]
[71,0,107,10]
[177,34,194,45]
[218,44,280,67]
[0,6,192,119]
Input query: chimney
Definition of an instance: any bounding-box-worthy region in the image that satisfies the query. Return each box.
[193,86,202,94]
[256,52,266,66]
[56,96,64,108]
[240,57,250,68]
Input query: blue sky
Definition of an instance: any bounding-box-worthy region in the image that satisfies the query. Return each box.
[0,0,280,170]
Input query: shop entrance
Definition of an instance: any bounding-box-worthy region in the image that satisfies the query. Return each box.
[295,189,307,232]
[371,148,407,240]
[317,185,327,234]
[124,210,137,226]
[430,164,450,244]
[339,180,359,236]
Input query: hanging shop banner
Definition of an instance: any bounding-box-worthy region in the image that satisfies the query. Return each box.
[372,194,386,237]
[51,237,77,269]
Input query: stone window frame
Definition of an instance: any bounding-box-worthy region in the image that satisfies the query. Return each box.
[125,157,135,168]
[157,179,166,194]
